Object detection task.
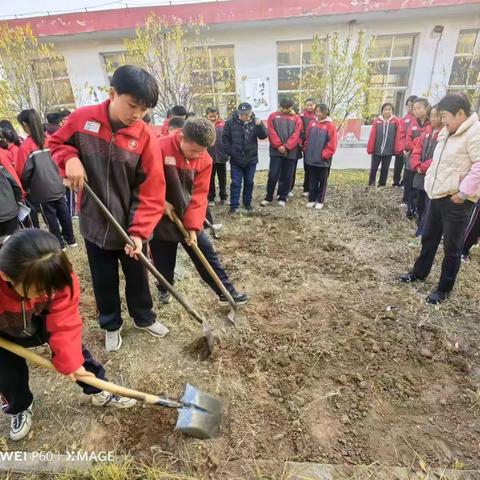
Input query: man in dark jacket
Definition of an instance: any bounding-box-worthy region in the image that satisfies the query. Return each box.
[206,107,229,206]
[222,102,267,214]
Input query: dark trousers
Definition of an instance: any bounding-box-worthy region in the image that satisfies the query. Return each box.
[208,163,227,201]
[415,189,428,227]
[66,188,77,217]
[463,204,480,255]
[265,156,296,202]
[393,155,404,186]
[412,197,474,292]
[84,239,155,331]
[308,166,330,204]
[369,155,392,187]
[41,197,76,247]
[26,197,40,228]
[290,159,299,191]
[0,329,104,415]
[402,169,416,216]
[149,231,235,297]
[303,163,310,193]
[0,217,18,236]
[230,163,256,209]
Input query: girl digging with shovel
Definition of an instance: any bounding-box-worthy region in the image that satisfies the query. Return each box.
[0,229,136,442]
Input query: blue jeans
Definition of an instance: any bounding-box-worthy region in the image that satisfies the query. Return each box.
[230,163,257,209]
[265,156,296,202]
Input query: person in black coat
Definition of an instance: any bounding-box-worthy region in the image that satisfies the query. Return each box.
[222,102,267,214]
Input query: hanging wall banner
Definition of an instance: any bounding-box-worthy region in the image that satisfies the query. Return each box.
[244,77,270,112]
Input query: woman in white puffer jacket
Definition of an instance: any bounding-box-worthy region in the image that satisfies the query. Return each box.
[400,93,480,304]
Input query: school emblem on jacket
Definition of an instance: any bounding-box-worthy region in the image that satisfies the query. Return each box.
[128,139,138,150]
[165,156,176,166]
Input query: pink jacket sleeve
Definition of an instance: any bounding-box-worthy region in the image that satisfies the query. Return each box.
[459,133,480,197]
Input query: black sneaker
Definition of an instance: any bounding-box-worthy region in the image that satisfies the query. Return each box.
[244,205,253,212]
[426,290,447,305]
[218,291,249,306]
[158,291,172,304]
[10,404,33,441]
[229,208,238,215]
[399,272,420,283]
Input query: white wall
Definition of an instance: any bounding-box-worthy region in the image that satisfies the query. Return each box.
[51,6,480,117]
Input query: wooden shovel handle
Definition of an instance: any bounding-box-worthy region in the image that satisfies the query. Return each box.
[0,336,162,405]
[171,211,237,312]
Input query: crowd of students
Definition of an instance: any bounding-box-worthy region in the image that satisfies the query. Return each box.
[0,63,479,443]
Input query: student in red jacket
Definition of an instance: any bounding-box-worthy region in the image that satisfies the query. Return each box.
[410,105,441,236]
[298,98,317,197]
[149,118,248,306]
[16,109,77,248]
[303,104,337,210]
[206,107,229,206]
[367,102,403,187]
[160,105,188,137]
[0,230,136,441]
[49,65,168,353]
[261,97,302,207]
[393,95,418,187]
[403,97,431,218]
[0,124,21,168]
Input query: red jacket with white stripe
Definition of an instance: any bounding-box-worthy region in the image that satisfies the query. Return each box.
[153,131,212,242]
[0,274,84,375]
[304,117,338,167]
[367,115,403,156]
[267,111,303,160]
[49,100,166,250]
[410,126,439,175]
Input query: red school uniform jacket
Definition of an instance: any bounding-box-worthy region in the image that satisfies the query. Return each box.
[153,130,212,243]
[304,117,338,168]
[367,115,403,156]
[0,274,84,375]
[16,136,65,204]
[49,100,166,250]
[267,111,303,160]
[7,143,19,168]
[299,110,317,145]
[397,112,415,152]
[410,126,439,175]
[0,149,24,199]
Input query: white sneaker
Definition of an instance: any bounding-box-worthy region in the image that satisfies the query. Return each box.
[92,391,137,409]
[134,321,169,338]
[278,201,286,207]
[208,201,216,207]
[260,200,271,207]
[67,242,78,248]
[105,327,123,352]
[288,192,294,198]
[306,202,315,208]
[315,203,324,210]
[10,404,33,441]
[211,223,223,231]
[302,192,309,197]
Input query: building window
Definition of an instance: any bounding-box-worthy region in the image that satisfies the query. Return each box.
[277,40,319,106]
[191,45,236,117]
[448,29,480,112]
[367,34,416,118]
[32,57,75,110]
[101,51,138,82]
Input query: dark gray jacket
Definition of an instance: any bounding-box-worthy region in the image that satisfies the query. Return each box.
[0,165,21,222]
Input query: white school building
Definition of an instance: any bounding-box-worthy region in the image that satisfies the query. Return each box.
[1,0,480,141]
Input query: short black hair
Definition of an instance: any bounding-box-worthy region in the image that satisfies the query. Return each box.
[46,112,63,125]
[59,109,71,118]
[406,95,418,105]
[381,102,394,113]
[305,98,315,104]
[182,117,216,148]
[280,97,294,109]
[206,107,219,115]
[110,65,159,109]
[169,117,185,130]
[438,93,471,117]
[316,103,330,115]
[171,105,188,117]
[413,97,430,109]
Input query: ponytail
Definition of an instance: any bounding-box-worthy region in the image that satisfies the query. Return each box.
[17,109,46,150]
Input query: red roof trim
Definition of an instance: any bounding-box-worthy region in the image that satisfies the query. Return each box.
[2,0,480,38]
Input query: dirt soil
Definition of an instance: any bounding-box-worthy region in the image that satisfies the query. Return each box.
[1,170,479,479]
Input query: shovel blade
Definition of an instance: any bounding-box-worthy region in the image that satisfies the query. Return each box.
[174,384,224,439]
